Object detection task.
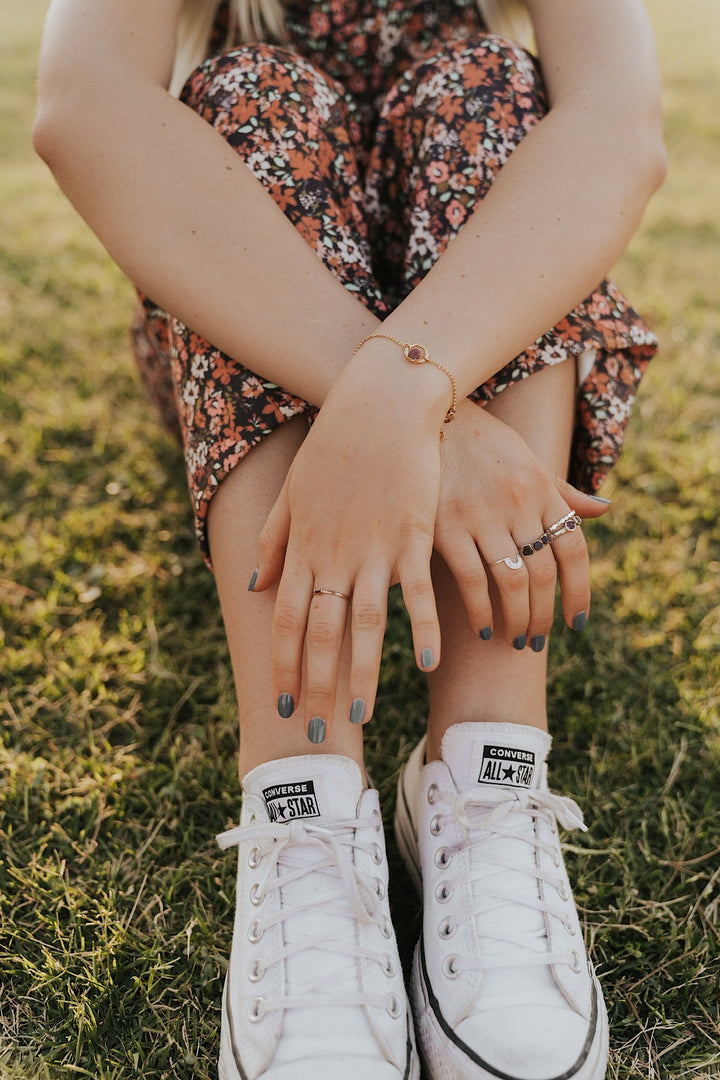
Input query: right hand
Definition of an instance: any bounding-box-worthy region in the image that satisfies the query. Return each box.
[434,399,610,647]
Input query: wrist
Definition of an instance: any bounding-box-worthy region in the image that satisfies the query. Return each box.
[345,335,455,435]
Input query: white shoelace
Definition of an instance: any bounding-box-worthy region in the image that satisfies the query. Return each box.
[429,786,587,974]
[219,817,401,1022]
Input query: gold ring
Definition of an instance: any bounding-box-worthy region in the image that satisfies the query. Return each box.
[312,587,352,602]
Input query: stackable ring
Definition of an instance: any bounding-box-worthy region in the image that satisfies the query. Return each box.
[491,554,524,570]
[520,512,582,557]
[312,587,352,602]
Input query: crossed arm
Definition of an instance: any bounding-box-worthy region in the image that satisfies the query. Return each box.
[34,0,665,729]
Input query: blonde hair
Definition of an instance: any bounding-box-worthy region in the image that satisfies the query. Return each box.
[170,0,534,96]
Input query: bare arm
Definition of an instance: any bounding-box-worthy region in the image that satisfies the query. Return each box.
[373,0,666,402]
[33,0,379,408]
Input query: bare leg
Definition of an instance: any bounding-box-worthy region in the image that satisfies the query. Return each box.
[207,417,365,780]
[425,359,576,761]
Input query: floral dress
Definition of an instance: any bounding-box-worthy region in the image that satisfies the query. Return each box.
[132,0,657,566]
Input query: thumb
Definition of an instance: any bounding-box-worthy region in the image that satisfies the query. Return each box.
[553,475,612,520]
[251,479,291,592]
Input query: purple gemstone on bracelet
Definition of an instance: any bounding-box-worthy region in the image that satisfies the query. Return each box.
[541,533,551,545]
[532,539,544,551]
[566,520,577,530]
[407,346,424,361]
[521,544,533,557]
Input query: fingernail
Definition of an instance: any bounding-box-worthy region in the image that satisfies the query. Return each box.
[479,626,492,641]
[530,634,546,653]
[247,568,259,591]
[513,634,526,651]
[420,648,434,669]
[277,693,294,719]
[587,495,611,505]
[307,716,326,744]
[349,698,366,724]
[573,611,587,632]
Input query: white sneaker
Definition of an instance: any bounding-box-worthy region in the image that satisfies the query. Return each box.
[217,753,420,1080]
[395,722,609,1080]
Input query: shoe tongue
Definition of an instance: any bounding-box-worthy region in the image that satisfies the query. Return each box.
[441,722,551,792]
[242,754,364,824]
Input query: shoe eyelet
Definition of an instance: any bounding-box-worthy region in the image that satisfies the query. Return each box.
[553,851,561,868]
[435,882,453,904]
[372,808,382,832]
[380,916,393,940]
[427,783,439,805]
[248,846,261,869]
[435,848,451,869]
[248,958,265,983]
[564,919,577,937]
[248,997,265,1022]
[383,954,397,978]
[375,877,386,901]
[442,955,461,979]
[570,949,583,974]
[557,882,570,902]
[387,993,402,1019]
[371,842,383,865]
[249,882,264,907]
[247,919,264,944]
[430,815,443,837]
[438,917,455,939]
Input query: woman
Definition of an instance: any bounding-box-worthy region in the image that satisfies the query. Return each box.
[33,0,665,1077]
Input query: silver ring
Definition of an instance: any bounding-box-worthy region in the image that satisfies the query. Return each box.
[546,511,582,540]
[312,587,352,602]
[491,554,523,570]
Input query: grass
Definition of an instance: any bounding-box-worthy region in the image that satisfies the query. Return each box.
[1,0,719,1076]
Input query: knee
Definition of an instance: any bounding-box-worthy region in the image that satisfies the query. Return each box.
[181,44,341,131]
[413,32,547,123]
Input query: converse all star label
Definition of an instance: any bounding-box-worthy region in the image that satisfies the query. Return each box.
[262,779,321,822]
[478,744,536,788]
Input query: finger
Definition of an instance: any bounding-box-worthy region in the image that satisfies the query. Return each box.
[519,540,558,648]
[253,480,291,592]
[398,538,441,671]
[553,475,611,520]
[435,526,494,638]
[484,544,530,648]
[271,566,314,720]
[347,571,390,725]
[303,583,353,743]
[551,522,592,631]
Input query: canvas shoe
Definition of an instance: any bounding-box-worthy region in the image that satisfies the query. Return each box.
[217,753,420,1080]
[395,722,608,1080]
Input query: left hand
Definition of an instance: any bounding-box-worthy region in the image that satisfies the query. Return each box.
[434,398,609,646]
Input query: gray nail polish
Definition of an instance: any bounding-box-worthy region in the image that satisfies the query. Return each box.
[573,611,587,632]
[349,698,366,724]
[530,634,546,653]
[479,626,493,641]
[420,648,434,669]
[587,495,611,505]
[513,634,527,651]
[277,693,294,719]
[247,568,259,592]
[307,716,326,744]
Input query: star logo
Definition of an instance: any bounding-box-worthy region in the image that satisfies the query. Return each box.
[502,765,516,781]
[274,801,287,819]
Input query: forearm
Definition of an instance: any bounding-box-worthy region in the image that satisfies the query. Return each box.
[33,1,378,409]
[370,0,666,402]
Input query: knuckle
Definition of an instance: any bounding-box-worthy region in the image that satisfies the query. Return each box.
[556,530,587,559]
[531,559,558,589]
[403,577,433,602]
[308,685,334,709]
[353,604,384,632]
[456,562,488,591]
[273,606,303,635]
[502,568,528,595]
[307,621,338,650]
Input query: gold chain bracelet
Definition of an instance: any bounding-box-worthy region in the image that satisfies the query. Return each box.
[352,333,457,440]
